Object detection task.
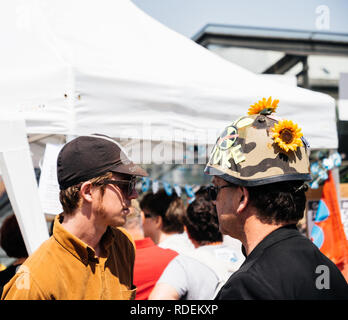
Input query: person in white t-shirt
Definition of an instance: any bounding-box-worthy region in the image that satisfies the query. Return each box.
[149,187,242,300]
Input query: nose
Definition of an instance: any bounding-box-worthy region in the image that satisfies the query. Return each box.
[128,188,138,200]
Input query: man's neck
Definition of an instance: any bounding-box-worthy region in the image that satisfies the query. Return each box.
[61,210,107,256]
[241,216,286,256]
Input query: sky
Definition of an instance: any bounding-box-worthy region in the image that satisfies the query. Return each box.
[131,0,348,38]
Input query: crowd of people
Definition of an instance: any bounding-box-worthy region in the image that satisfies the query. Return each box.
[125,187,242,300]
[0,99,347,300]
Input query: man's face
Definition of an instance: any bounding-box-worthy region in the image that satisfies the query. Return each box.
[212,176,240,237]
[93,173,138,228]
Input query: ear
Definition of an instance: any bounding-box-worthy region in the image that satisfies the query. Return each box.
[236,186,249,214]
[155,215,163,229]
[80,181,93,203]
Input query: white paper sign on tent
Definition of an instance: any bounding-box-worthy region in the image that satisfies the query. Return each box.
[0,114,49,255]
[38,143,64,215]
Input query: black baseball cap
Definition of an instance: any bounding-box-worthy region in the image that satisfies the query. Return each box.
[57,134,148,190]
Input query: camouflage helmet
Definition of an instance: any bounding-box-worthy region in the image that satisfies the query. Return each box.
[204,97,312,186]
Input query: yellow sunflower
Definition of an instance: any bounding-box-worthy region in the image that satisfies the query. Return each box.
[271,119,303,152]
[248,97,279,115]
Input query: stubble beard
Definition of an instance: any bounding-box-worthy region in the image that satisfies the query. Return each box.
[96,200,125,228]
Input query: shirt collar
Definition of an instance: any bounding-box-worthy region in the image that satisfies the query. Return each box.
[53,214,115,265]
[135,237,155,249]
[241,224,299,259]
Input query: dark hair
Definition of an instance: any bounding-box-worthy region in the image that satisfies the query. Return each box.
[0,214,28,258]
[184,187,222,245]
[140,189,185,233]
[247,181,308,225]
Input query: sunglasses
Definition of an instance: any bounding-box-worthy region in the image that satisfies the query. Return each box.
[206,184,234,201]
[98,177,137,197]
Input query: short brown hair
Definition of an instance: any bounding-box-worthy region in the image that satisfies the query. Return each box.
[185,187,222,245]
[59,172,113,214]
[140,189,185,233]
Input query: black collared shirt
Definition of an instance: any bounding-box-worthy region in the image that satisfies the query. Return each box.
[215,224,348,300]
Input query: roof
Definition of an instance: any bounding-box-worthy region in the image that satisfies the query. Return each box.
[193,24,348,55]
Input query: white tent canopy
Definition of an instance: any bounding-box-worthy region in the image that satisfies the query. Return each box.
[0,0,338,149]
[0,0,340,256]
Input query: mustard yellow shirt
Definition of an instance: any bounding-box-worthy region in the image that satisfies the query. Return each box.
[1,215,136,300]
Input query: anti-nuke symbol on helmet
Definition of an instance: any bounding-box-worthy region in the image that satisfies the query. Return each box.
[209,123,248,169]
[217,126,238,150]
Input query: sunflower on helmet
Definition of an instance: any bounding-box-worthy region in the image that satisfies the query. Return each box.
[205,97,311,186]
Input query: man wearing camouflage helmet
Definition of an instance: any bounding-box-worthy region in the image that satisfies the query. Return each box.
[205,97,348,299]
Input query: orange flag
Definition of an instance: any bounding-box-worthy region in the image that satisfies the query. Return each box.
[310,170,348,281]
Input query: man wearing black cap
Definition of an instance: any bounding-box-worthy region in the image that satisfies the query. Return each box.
[1,134,148,300]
